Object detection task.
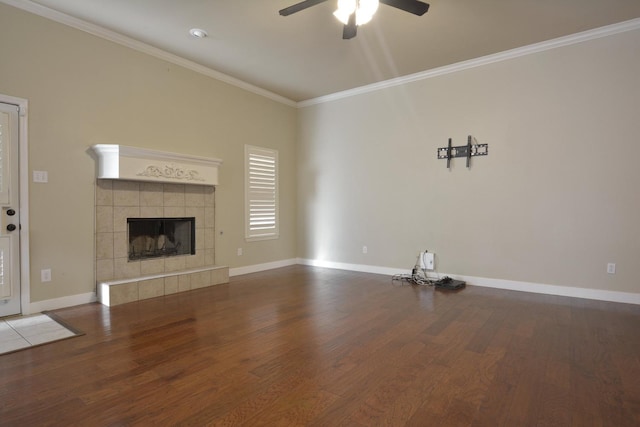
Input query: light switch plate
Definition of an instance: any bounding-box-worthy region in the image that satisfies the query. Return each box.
[33,171,48,183]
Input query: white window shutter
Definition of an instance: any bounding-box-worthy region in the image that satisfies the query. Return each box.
[245,145,279,240]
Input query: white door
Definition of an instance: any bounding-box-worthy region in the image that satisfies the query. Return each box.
[0,102,21,317]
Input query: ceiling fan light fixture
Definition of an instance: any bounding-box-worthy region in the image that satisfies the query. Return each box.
[333,0,379,26]
[357,0,379,20]
[333,0,356,25]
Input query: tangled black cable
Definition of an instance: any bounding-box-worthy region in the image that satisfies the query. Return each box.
[392,269,439,286]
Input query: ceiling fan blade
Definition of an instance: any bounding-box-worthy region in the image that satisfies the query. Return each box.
[379,0,430,16]
[279,0,328,16]
[342,12,357,39]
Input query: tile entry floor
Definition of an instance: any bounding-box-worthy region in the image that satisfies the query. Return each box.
[0,314,76,355]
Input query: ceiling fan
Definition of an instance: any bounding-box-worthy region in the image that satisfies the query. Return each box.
[279,0,430,40]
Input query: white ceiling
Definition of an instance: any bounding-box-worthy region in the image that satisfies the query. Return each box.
[12,0,640,102]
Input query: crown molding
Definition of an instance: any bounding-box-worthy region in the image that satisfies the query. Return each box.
[3,0,639,109]
[0,0,297,107]
[299,17,640,107]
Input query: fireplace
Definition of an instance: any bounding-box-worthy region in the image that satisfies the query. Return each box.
[92,145,229,307]
[128,217,195,261]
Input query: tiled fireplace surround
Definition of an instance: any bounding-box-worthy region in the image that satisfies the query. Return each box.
[95,179,228,306]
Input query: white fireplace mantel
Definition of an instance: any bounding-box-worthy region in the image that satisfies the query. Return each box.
[91,144,223,186]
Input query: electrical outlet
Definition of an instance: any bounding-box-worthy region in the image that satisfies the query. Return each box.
[362,246,368,254]
[607,263,616,274]
[237,248,243,256]
[425,252,435,270]
[41,269,52,282]
[419,252,435,270]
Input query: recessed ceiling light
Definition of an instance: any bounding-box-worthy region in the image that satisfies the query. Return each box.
[189,28,208,39]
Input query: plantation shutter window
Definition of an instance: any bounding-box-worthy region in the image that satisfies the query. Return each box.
[245,145,279,241]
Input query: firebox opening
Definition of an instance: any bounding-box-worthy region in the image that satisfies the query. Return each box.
[128,217,195,261]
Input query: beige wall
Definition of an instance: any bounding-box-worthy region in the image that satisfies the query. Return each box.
[0,3,297,303]
[1,2,638,305]
[297,28,640,294]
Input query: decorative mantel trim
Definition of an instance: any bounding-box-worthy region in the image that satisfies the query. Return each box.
[136,165,205,182]
[91,144,222,185]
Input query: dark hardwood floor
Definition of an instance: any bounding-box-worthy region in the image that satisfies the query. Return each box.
[1,265,639,426]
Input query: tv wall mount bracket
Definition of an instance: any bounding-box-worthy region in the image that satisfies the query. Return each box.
[438,135,488,169]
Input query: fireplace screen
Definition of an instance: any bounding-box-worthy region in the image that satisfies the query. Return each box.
[128,217,195,261]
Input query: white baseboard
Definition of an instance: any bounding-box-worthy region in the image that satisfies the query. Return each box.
[296,258,640,305]
[25,259,640,312]
[297,258,407,276]
[450,273,640,305]
[229,258,298,277]
[28,292,97,314]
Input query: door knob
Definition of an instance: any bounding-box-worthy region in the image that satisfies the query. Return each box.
[6,224,16,231]
[6,209,15,216]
